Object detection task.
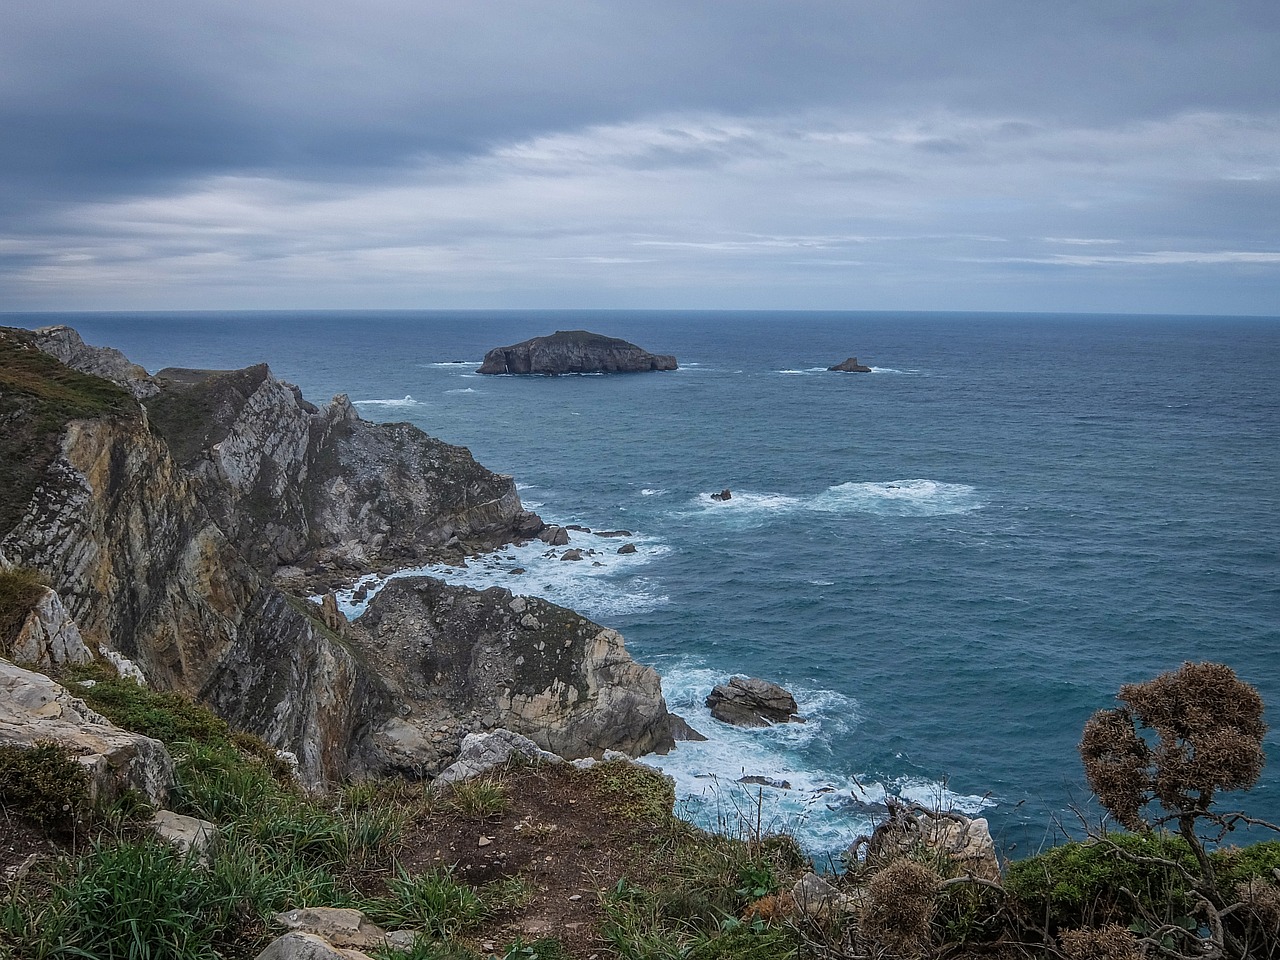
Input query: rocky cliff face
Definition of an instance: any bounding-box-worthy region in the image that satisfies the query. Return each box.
[476,330,677,375]
[356,577,674,773]
[145,363,539,573]
[1,325,669,785]
[0,352,391,781]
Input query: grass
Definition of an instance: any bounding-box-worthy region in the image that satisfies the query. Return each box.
[0,567,47,649]
[0,327,136,534]
[440,777,509,820]
[0,742,91,834]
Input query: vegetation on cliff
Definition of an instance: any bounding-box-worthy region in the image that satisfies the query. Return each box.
[0,328,136,532]
[3,662,1279,959]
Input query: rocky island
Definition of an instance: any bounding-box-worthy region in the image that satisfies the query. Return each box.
[829,356,872,372]
[476,329,677,375]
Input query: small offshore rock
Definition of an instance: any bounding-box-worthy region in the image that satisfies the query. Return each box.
[706,676,802,727]
[668,713,708,742]
[710,489,732,501]
[617,543,637,555]
[560,549,584,562]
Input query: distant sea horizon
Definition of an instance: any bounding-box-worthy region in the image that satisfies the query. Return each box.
[6,308,1278,859]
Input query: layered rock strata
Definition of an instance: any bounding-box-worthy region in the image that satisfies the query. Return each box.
[477,330,677,375]
[1,325,669,784]
[358,577,675,773]
[706,676,802,727]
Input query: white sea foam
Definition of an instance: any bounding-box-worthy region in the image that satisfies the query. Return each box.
[645,664,990,856]
[352,395,419,407]
[331,528,670,623]
[640,488,667,497]
[683,479,980,526]
[445,387,478,394]
[811,479,981,517]
[425,360,480,367]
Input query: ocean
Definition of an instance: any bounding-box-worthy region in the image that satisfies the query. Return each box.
[6,309,1279,861]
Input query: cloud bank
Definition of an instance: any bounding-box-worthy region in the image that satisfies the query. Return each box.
[2,1,1278,313]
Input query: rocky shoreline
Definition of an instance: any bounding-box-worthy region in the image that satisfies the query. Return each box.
[0,325,676,786]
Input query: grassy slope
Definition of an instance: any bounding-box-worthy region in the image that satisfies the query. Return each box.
[0,327,136,536]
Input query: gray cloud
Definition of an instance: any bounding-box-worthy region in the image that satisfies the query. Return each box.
[1,1,1278,311]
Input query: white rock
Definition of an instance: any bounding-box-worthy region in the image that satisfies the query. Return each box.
[151,809,215,856]
[0,659,174,807]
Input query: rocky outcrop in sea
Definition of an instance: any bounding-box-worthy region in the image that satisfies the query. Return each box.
[829,356,872,372]
[476,330,677,375]
[0,325,674,785]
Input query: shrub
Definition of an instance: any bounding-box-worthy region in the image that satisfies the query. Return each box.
[1005,832,1197,933]
[0,742,91,834]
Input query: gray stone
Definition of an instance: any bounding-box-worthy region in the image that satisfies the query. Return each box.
[255,932,372,960]
[151,809,215,856]
[433,728,563,787]
[792,872,841,917]
[706,676,802,727]
[828,356,872,373]
[0,659,174,807]
[6,587,94,671]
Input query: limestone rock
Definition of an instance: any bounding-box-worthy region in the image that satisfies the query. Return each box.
[433,728,563,787]
[151,809,215,856]
[668,713,708,742]
[863,804,1001,882]
[272,907,390,949]
[829,356,872,373]
[792,872,841,917]
[359,577,676,772]
[7,586,94,671]
[477,330,677,375]
[255,932,373,960]
[0,659,174,807]
[143,363,536,571]
[706,676,802,727]
[30,325,160,398]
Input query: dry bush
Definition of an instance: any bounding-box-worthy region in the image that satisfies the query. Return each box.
[1058,923,1141,960]
[1080,662,1266,834]
[859,858,940,957]
[742,891,796,924]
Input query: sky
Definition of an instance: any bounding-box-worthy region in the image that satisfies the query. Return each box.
[2,1,1278,315]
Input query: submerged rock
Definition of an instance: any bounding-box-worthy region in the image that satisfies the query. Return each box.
[476,330,677,375]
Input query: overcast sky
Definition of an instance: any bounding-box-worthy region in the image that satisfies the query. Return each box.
[2,1,1278,314]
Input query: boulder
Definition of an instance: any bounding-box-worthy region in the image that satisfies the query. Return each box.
[861,803,1001,882]
[476,330,677,375]
[668,714,708,742]
[706,676,802,727]
[255,932,373,960]
[559,549,584,562]
[6,586,94,671]
[432,728,563,787]
[617,543,638,555]
[359,578,676,771]
[150,809,215,856]
[710,489,732,501]
[829,356,872,373]
[0,659,175,807]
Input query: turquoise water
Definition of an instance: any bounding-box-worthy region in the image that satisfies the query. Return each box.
[8,310,1279,859]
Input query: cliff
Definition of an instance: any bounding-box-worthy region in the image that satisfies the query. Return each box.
[0,325,672,784]
[357,578,675,773]
[476,330,677,375]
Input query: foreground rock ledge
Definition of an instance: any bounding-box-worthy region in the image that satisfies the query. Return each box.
[476,330,678,375]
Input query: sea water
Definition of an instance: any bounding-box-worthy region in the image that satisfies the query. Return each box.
[7,309,1278,860]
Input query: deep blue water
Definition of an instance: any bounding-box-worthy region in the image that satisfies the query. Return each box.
[6,309,1279,860]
